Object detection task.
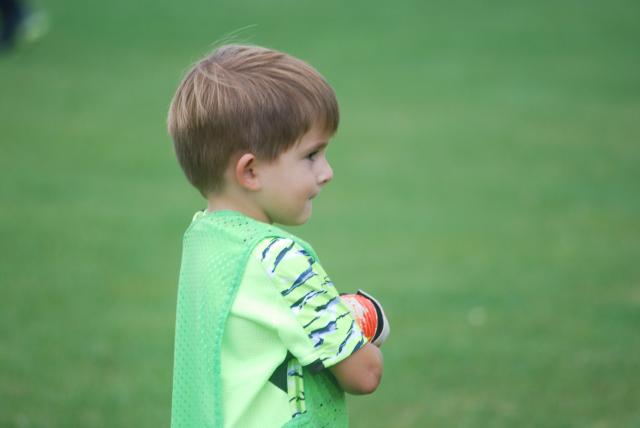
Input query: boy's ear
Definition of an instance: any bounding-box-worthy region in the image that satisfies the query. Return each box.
[234,153,261,191]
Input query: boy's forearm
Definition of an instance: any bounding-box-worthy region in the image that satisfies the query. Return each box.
[329,343,383,395]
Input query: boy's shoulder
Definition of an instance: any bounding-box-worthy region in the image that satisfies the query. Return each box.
[185,209,318,259]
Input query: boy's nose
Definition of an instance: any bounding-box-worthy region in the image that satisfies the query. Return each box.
[319,162,333,186]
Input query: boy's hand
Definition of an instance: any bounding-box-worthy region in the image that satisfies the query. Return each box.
[341,290,390,347]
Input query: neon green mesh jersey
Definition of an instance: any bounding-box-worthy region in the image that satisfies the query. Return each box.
[171,210,366,428]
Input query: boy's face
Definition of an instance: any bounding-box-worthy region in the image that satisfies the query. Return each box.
[255,125,334,225]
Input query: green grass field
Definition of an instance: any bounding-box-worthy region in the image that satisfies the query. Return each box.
[2,0,639,426]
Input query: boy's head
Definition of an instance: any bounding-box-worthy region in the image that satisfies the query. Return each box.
[167,44,339,198]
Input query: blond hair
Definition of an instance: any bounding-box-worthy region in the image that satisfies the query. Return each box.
[167,44,339,196]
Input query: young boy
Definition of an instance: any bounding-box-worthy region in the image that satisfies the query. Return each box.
[167,44,390,428]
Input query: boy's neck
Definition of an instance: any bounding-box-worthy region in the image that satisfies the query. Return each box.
[207,194,271,224]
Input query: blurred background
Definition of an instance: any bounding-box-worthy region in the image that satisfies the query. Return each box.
[1,0,639,426]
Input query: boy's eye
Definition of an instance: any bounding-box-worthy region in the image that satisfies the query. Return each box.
[306,150,319,161]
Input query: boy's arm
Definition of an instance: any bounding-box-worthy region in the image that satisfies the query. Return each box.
[329,343,383,395]
[255,237,384,394]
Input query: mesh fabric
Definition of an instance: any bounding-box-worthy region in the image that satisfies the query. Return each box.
[170,211,348,427]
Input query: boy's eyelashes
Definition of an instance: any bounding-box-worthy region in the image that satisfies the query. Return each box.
[305,143,329,161]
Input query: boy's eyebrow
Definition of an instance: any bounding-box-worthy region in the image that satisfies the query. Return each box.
[308,141,329,151]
